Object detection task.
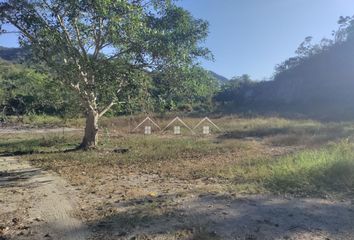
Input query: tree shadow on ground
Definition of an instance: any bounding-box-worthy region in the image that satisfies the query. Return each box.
[0,148,79,157]
[0,168,52,188]
[218,127,290,140]
[0,138,79,157]
[0,137,80,157]
[87,193,354,240]
[0,139,44,156]
[217,124,352,148]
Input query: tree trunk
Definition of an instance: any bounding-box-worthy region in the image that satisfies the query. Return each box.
[80,109,99,149]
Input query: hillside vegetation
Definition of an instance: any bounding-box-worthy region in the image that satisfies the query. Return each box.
[215,16,354,120]
[2,15,354,121]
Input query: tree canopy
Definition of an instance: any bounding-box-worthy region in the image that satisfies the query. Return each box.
[0,0,212,148]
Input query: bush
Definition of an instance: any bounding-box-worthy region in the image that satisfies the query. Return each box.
[177,103,193,112]
[265,140,354,196]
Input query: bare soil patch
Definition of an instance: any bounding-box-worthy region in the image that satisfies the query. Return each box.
[72,170,354,240]
[2,117,354,239]
[0,157,90,240]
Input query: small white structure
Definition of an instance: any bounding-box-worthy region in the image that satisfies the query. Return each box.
[162,117,194,135]
[132,117,161,134]
[174,126,181,134]
[144,126,152,135]
[203,126,210,134]
[194,117,221,135]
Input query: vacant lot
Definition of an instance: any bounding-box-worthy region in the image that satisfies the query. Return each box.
[1,116,354,239]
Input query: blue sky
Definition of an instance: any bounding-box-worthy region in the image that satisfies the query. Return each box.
[177,0,354,79]
[1,0,354,79]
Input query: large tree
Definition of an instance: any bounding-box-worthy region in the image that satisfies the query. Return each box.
[0,0,210,148]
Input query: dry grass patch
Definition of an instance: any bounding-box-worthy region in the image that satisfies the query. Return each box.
[3,116,354,239]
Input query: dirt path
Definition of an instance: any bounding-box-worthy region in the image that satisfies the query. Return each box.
[0,127,81,134]
[179,194,354,240]
[1,157,354,240]
[0,157,90,240]
[69,168,354,240]
[1,153,354,239]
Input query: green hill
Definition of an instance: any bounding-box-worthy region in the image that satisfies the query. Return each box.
[0,46,26,62]
[208,71,229,85]
[215,17,354,120]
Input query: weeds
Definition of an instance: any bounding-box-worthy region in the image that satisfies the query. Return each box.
[2,116,354,197]
[265,140,354,196]
[0,133,79,155]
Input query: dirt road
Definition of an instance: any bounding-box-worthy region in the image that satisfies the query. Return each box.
[0,127,81,134]
[1,154,354,239]
[87,172,354,240]
[0,157,89,240]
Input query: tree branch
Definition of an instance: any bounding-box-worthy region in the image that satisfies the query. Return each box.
[56,13,75,50]
[6,20,36,43]
[93,17,103,59]
[98,82,124,118]
[73,17,89,61]
[98,101,116,118]
[0,31,21,34]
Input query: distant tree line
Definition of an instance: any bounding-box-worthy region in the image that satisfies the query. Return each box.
[274,15,354,78]
[2,12,354,123]
[213,15,354,120]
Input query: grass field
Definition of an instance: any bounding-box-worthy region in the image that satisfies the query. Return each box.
[1,116,354,239]
[2,116,354,197]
